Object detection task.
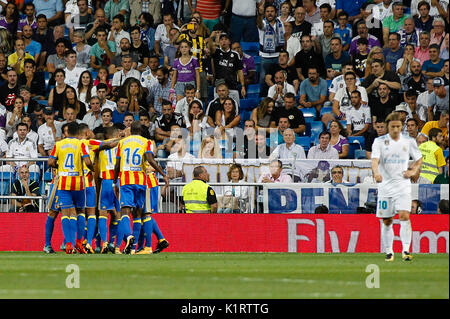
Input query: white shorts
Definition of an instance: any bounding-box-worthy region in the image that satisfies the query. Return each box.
[376,193,412,219]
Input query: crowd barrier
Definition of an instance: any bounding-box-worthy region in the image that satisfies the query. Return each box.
[0,213,448,253]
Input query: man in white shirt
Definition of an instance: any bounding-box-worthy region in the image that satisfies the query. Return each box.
[111,55,141,89]
[140,55,160,96]
[82,96,103,130]
[371,111,423,262]
[37,107,62,156]
[269,128,306,182]
[63,49,87,89]
[411,0,449,18]
[346,90,371,137]
[416,78,434,123]
[307,131,339,159]
[12,114,39,147]
[328,63,361,101]
[108,13,130,54]
[267,70,296,108]
[96,83,117,111]
[372,0,393,22]
[175,84,201,123]
[154,12,179,56]
[4,122,40,173]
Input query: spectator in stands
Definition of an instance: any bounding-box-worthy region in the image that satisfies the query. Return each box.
[303,0,320,24]
[368,83,399,124]
[366,117,387,158]
[186,100,207,137]
[155,100,185,144]
[324,71,368,125]
[362,58,401,103]
[398,18,420,49]
[123,113,134,129]
[93,108,115,136]
[112,95,130,125]
[284,22,300,67]
[256,2,285,88]
[129,1,160,26]
[317,20,335,60]
[427,77,449,120]
[434,156,449,184]
[32,14,55,71]
[108,36,139,74]
[5,97,26,139]
[46,38,67,75]
[329,119,349,159]
[96,83,116,112]
[33,0,64,26]
[407,118,420,139]
[155,12,180,57]
[17,59,46,101]
[12,114,38,148]
[251,130,273,159]
[271,93,306,136]
[108,14,130,55]
[422,110,449,147]
[53,25,72,50]
[231,42,256,87]
[214,97,241,139]
[124,78,147,115]
[438,199,449,214]
[149,66,172,116]
[104,0,130,25]
[328,63,361,102]
[18,86,39,115]
[294,34,325,81]
[156,124,181,157]
[414,0,434,32]
[48,69,71,118]
[278,1,295,24]
[258,159,293,183]
[382,1,409,45]
[430,17,446,46]
[289,6,313,40]
[85,8,111,46]
[414,31,431,65]
[349,21,382,57]
[346,90,371,137]
[140,55,160,97]
[415,78,435,124]
[3,121,39,174]
[251,97,277,133]
[404,89,424,128]
[30,105,45,132]
[162,27,179,69]
[7,38,34,75]
[440,34,449,60]
[63,86,87,120]
[205,82,238,129]
[383,32,404,68]
[82,96,102,130]
[175,84,201,123]
[402,58,427,94]
[443,59,449,84]
[267,70,296,108]
[9,165,40,212]
[72,31,91,69]
[0,53,7,86]
[265,50,299,96]
[0,68,19,111]
[220,163,250,213]
[111,54,141,92]
[351,37,369,79]
[76,70,95,107]
[68,0,94,41]
[422,44,445,78]
[63,49,87,90]
[22,25,42,63]
[418,127,446,183]
[93,67,112,96]
[298,66,328,115]
[37,106,62,156]
[171,40,201,102]
[198,135,222,159]
[270,128,306,182]
[129,25,150,73]
[325,36,352,76]
[59,105,83,126]
[209,32,246,101]
[333,11,352,51]
[229,0,259,42]
[307,131,339,159]
[89,27,116,70]
[327,165,346,185]
[17,2,37,34]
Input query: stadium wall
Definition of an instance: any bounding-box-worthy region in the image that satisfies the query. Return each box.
[0,214,448,253]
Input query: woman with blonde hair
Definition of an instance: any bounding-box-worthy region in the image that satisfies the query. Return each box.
[0,28,13,55]
[198,135,222,159]
[251,97,277,132]
[364,46,391,78]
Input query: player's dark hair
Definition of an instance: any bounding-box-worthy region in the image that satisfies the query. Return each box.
[104,126,118,139]
[67,122,79,136]
[428,128,442,141]
[130,121,142,135]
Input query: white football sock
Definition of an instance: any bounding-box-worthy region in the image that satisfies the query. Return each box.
[400,220,412,253]
[382,223,394,255]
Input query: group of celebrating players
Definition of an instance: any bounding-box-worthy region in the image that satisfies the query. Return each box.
[43,120,170,255]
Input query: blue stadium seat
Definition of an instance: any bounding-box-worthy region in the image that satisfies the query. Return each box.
[91,71,98,80]
[39,100,49,107]
[348,136,365,148]
[320,107,332,117]
[29,172,40,182]
[240,42,259,55]
[239,98,259,111]
[304,117,315,124]
[44,171,53,182]
[240,110,253,127]
[296,136,311,152]
[347,137,365,159]
[0,172,12,196]
[301,108,316,119]
[354,149,367,159]
[44,72,50,90]
[310,121,323,145]
[304,122,311,136]
[253,56,260,64]
[247,84,260,97]
[159,57,164,66]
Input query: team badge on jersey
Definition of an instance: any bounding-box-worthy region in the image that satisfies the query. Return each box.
[384,139,389,145]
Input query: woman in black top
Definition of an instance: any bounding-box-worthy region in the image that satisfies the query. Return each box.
[48,69,72,119]
[63,86,87,120]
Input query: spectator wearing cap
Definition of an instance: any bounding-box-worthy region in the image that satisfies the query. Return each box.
[0,68,19,111]
[17,59,46,101]
[230,0,259,43]
[394,102,413,134]
[37,106,63,156]
[209,31,246,103]
[427,77,449,121]
[307,131,339,159]
[256,3,285,89]
[7,38,35,75]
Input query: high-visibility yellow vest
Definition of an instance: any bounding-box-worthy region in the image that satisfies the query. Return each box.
[419,141,442,183]
[182,179,211,213]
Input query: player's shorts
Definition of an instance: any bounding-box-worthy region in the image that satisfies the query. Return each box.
[57,189,86,210]
[85,186,96,209]
[47,183,60,211]
[376,193,412,219]
[119,184,146,209]
[99,179,120,211]
[143,186,159,213]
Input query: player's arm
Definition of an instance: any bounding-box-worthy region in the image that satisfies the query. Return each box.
[371,157,382,182]
[47,146,57,168]
[404,157,423,179]
[98,138,121,151]
[82,155,95,173]
[145,151,169,187]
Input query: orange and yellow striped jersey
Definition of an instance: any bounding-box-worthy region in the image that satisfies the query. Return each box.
[116,135,153,186]
[50,137,89,191]
[145,139,159,188]
[99,139,117,180]
[81,139,102,187]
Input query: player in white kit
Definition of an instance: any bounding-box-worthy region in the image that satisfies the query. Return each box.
[371,112,423,262]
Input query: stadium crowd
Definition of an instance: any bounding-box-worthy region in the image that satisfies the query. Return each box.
[0,0,449,217]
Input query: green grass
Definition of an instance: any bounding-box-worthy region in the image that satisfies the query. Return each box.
[0,252,448,299]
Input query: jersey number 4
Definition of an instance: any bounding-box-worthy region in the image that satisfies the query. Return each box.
[64,153,75,170]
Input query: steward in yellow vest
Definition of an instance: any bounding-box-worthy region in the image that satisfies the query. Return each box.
[182,166,218,213]
[419,128,446,183]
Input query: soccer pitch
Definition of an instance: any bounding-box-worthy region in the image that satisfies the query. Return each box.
[0,252,448,299]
